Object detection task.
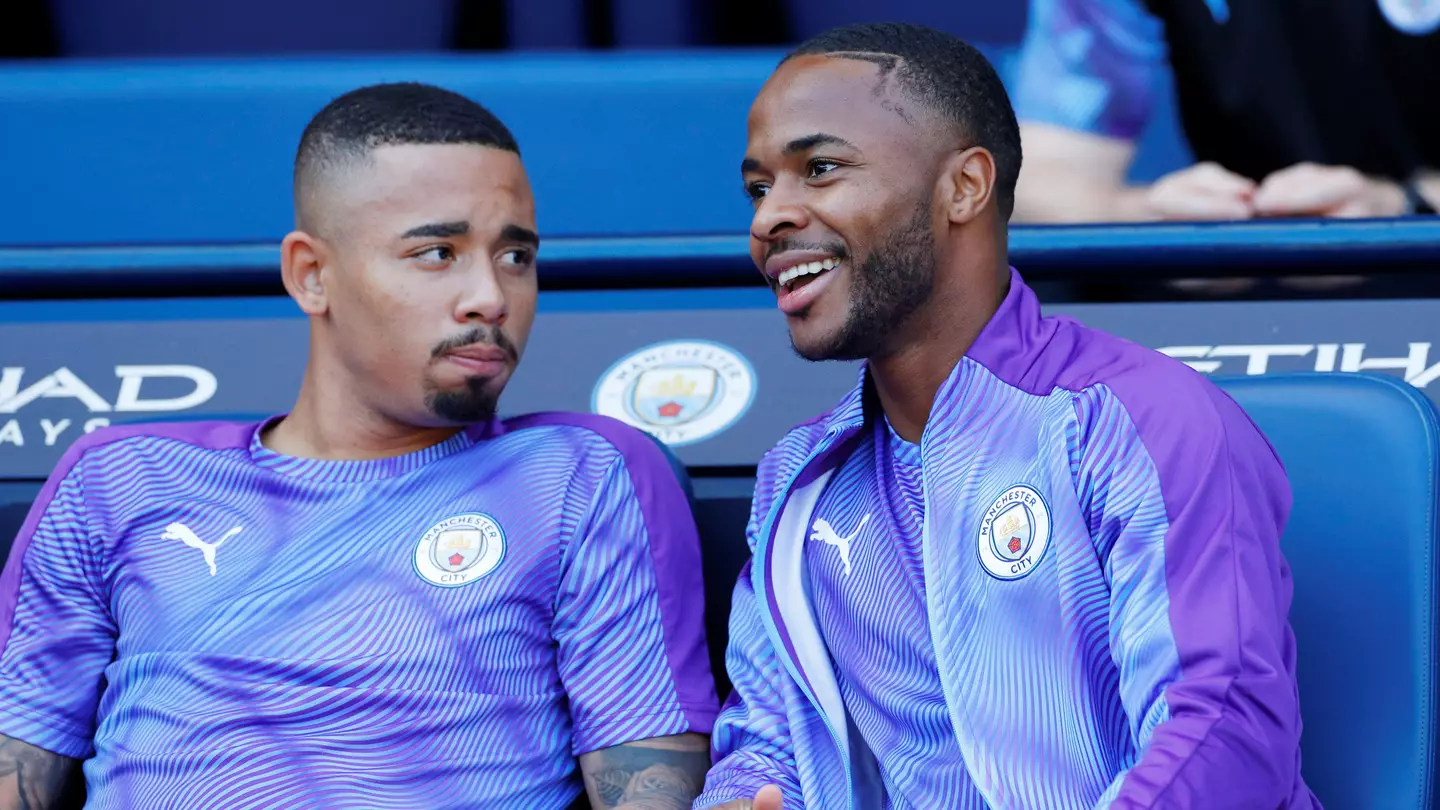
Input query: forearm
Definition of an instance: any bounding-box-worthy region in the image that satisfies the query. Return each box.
[1012,122,1144,223]
[580,733,710,810]
[0,735,77,810]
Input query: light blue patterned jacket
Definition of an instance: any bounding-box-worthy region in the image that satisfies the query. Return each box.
[697,270,1318,810]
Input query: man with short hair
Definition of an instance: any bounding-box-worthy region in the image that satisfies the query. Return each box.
[699,23,1316,809]
[0,82,716,810]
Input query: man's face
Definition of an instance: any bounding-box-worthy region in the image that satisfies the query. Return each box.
[317,143,538,426]
[742,55,944,361]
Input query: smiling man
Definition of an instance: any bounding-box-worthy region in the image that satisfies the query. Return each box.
[698,23,1317,810]
[0,83,716,809]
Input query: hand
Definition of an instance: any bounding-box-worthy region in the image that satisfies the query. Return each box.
[714,784,784,809]
[1252,162,1407,218]
[1144,161,1257,221]
[753,785,784,809]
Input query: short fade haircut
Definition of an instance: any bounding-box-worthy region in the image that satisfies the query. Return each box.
[293,82,520,230]
[785,23,1023,219]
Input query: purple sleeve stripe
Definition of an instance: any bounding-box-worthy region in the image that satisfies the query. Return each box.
[1100,376,1301,804]
[503,412,720,727]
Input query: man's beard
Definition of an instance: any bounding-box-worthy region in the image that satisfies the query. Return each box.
[426,378,500,423]
[423,327,516,423]
[796,204,936,362]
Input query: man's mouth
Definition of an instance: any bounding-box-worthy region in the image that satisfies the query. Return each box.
[769,253,846,316]
[776,256,842,292]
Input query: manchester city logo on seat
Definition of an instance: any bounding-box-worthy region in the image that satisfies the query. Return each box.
[977,485,1052,580]
[413,513,506,587]
[1377,0,1440,34]
[591,339,757,446]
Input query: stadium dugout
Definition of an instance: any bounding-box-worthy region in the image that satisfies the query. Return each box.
[0,52,1437,809]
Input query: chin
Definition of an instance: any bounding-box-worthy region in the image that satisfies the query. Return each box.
[425,378,505,424]
[787,326,848,363]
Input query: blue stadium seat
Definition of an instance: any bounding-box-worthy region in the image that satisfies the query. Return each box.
[0,50,1192,249]
[1216,373,1439,809]
[0,54,773,247]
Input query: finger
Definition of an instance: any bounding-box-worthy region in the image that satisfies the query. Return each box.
[1147,163,1256,220]
[1255,161,1315,188]
[1150,189,1254,221]
[1253,166,1362,215]
[1185,162,1258,197]
[753,784,785,810]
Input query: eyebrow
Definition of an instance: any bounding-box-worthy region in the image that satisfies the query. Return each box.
[501,224,540,247]
[399,221,539,247]
[740,132,858,174]
[401,221,469,239]
[783,133,856,156]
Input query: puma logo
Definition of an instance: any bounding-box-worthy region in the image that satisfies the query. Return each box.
[162,522,243,577]
[808,514,870,577]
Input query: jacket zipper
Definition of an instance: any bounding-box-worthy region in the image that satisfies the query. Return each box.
[758,430,859,808]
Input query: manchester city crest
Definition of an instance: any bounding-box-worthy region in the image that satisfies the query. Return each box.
[413,513,506,587]
[977,485,1052,580]
[591,340,757,446]
[1377,0,1440,34]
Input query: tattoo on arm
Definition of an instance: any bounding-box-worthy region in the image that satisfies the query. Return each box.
[578,733,711,810]
[0,735,77,810]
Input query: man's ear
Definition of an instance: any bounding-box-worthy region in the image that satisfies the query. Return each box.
[938,146,998,226]
[280,230,331,316]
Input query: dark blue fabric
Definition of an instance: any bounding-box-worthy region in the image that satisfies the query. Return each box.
[784,0,1026,45]
[52,0,453,56]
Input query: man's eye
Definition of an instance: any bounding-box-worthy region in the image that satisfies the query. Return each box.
[808,159,841,178]
[499,248,534,268]
[415,245,455,264]
[744,181,771,201]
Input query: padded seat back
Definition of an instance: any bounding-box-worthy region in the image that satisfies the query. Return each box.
[1216,373,1438,810]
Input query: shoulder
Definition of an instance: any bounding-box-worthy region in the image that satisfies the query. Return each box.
[499,411,688,493]
[20,420,256,546]
[1053,319,1260,448]
[48,420,255,482]
[1041,320,1287,511]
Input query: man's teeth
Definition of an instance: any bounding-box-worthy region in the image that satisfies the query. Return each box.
[777,257,841,288]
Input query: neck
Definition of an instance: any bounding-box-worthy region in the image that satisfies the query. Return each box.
[264,353,463,461]
[870,238,1009,444]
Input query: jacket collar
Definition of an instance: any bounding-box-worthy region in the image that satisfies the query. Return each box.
[811,267,1036,451]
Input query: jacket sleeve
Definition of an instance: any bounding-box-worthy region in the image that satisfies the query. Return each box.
[1012,0,1168,140]
[1079,380,1307,809]
[693,496,806,809]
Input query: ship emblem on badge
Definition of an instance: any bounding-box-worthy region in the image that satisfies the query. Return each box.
[977,485,1051,580]
[591,340,757,447]
[413,513,506,587]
